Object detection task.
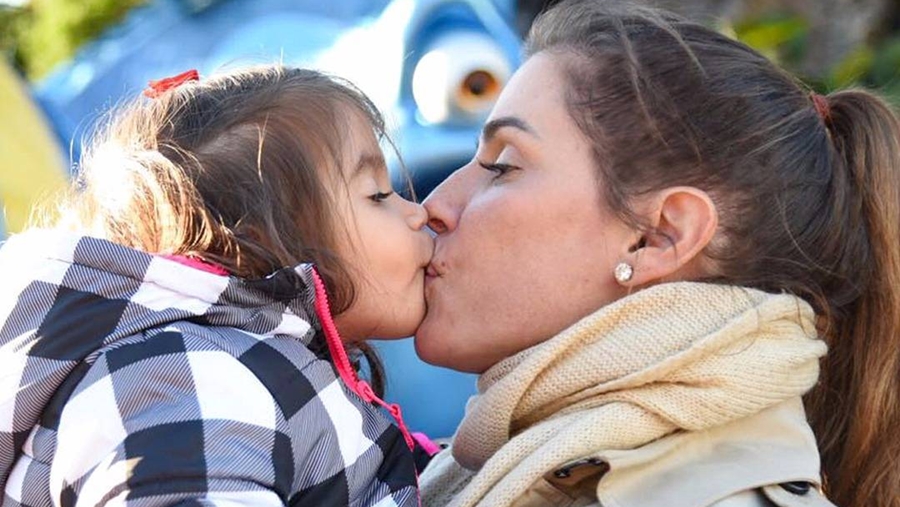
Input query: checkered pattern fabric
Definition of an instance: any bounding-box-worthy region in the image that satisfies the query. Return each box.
[0,229,418,507]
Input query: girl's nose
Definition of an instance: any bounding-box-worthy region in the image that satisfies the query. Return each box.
[407,200,429,230]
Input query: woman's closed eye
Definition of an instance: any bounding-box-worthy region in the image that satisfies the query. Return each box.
[478,161,518,180]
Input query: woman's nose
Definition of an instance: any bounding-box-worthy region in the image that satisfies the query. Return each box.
[423,167,470,235]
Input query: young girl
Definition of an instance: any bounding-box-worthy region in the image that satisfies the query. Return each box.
[0,65,433,506]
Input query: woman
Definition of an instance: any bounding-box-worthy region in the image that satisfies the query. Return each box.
[416,1,899,506]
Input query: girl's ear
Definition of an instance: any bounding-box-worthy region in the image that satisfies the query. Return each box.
[618,186,718,287]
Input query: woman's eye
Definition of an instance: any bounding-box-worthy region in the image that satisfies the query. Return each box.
[478,161,517,179]
[368,191,394,203]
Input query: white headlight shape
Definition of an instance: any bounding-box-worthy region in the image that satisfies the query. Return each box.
[412,31,512,125]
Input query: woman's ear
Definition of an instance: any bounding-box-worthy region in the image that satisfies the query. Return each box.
[618,187,718,286]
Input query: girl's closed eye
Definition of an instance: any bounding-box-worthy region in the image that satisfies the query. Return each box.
[369,190,394,203]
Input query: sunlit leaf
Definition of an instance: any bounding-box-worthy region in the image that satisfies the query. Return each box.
[830,47,875,89]
[734,14,808,54]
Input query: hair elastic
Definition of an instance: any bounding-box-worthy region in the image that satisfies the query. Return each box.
[810,92,832,124]
[143,69,200,98]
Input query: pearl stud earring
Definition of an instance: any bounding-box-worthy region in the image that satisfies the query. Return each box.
[614,262,634,283]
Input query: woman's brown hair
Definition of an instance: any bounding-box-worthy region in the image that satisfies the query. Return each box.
[58,65,393,394]
[529,1,900,505]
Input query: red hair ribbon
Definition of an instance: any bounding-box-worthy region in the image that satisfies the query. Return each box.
[810,92,831,124]
[143,69,200,98]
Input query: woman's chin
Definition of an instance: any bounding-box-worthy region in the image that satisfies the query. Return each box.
[412,332,447,367]
[413,327,482,373]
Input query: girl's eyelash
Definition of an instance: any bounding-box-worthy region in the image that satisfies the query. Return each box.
[478,161,516,178]
[369,191,394,202]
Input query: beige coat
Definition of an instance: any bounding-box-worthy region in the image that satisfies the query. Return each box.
[423,398,835,507]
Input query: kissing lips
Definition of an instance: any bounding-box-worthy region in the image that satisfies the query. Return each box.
[426,260,447,279]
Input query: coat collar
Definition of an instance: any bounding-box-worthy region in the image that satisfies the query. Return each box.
[547,398,825,506]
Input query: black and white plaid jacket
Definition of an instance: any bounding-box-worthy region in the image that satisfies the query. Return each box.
[0,230,419,507]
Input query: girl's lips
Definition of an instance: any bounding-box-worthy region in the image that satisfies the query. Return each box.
[426,263,441,278]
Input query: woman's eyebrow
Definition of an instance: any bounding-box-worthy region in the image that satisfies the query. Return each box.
[481,116,539,144]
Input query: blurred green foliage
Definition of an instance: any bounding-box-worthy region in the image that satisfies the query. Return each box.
[732,13,807,62]
[0,6,27,70]
[728,11,900,105]
[0,0,145,80]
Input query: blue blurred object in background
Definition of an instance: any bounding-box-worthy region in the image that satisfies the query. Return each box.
[31,0,547,438]
[35,0,525,192]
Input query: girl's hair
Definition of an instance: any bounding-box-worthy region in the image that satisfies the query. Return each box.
[58,65,392,394]
[529,2,900,506]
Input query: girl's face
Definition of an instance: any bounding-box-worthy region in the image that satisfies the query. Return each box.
[331,113,434,341]
[417,53,635,373]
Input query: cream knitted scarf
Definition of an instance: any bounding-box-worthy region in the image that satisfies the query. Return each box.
[430,282,827,507]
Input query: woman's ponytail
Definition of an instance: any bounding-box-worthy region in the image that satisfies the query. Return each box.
[806,89,900,507]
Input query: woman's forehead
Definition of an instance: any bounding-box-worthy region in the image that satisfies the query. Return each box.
[487,54,569,133]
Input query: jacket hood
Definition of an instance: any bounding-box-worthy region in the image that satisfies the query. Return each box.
[0,229,321,482]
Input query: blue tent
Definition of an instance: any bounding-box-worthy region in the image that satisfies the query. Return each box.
[34,0,532,438]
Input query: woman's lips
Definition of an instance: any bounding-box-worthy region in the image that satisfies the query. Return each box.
[426,264,440,278]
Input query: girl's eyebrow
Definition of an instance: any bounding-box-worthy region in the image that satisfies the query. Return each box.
[353,153,386,177]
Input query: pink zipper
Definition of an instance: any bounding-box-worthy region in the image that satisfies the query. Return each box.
[309,268,415,451]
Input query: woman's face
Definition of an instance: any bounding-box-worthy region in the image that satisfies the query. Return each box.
[418,52,635,373]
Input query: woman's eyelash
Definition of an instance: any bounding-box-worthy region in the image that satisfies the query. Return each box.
[369,191,394,202]
[478,161,517,178]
